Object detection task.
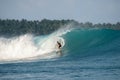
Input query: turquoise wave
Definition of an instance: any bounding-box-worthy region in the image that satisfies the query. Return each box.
[62,28,120,57]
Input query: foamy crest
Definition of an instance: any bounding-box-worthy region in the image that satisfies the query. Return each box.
[0,34,65,61]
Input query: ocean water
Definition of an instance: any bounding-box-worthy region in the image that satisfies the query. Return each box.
[0,28,120,80]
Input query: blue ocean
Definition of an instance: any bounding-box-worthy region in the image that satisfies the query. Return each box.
[0,28,120,80]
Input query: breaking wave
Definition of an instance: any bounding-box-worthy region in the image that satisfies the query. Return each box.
[0,26,120,63]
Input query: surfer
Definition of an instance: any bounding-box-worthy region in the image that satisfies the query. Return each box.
[57,41,62,49]
[56,41,62,56]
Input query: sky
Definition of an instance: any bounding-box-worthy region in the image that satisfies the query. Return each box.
[0,0,120,23]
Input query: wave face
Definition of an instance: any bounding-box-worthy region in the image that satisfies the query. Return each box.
[0,27,120,62]
[63,28,120,57]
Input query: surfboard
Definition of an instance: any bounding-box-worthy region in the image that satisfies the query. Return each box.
[56,49,62,56]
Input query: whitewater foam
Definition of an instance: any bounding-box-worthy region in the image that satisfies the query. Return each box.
[0,33,65,61]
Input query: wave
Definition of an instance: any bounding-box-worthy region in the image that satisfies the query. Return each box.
[0,26,120,62]
[63,28,120,57]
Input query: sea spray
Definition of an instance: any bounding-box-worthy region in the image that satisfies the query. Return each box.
[0,33,65,61]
